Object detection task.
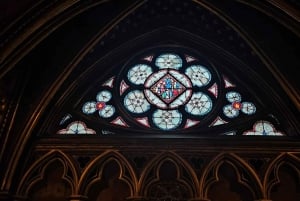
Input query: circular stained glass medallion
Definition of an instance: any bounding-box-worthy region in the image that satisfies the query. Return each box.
[226,91,241,103]
[185,65,211,87]
[99,105,115,118]
[82,101,97,114]
[185,92,212,116]
[124,90,150,113]
[96,90,112,102]
[127,64,153,85]
[223,104,239,118]
[241,102,256,115]
[152,109,182,130]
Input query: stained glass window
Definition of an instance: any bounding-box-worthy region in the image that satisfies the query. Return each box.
[57,49,280,135]
[243,121,285,136]
[82,90,116,118]
[57,121,96,134]
[124,90,150,113]
[223,91,256,118]
[120,52,217,130]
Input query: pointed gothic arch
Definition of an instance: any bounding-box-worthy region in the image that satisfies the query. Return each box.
[138,151,199,199]
[263,153,300,198]
[78,150,137,197]
[16,150,78,198]
[199,153,263,200]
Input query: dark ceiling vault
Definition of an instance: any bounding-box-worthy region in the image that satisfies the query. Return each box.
[0,0,299,197]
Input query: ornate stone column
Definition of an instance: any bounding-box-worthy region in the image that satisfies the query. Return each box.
[68,195,88,201]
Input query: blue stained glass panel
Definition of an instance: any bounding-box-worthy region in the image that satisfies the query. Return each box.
[124,90,150,113]
[185,92,212,115]
[155,54,182,69]
[223,104,239,118]
[127,64,153,85]
[226,91,241,103]
[241,102,256,115]
[96,90,112,102]
[99,105,115,118]
[243,121,285,136]
[152,109,182,130]
[185,65,211,87]
[82,101,97,114]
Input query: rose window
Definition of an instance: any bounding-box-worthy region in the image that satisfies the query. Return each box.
[120,53,214,130]
[75,50,261,134]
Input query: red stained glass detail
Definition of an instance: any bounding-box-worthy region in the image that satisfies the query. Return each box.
[135,117,150,127]
[96,102,106,110]
[184,119,200,128]
[150,74,186,104]
[120,80,129,95]
[111,116,129,127]
[232,101,242,110]
[208,83,218,98]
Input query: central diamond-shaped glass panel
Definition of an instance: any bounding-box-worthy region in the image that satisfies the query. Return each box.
[150,74,186,104]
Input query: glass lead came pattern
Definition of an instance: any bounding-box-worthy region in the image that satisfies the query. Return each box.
[82,101,97,114]
[226,91,241,103]
[223,105,239,118]
[144,90,167,109]
[185,65,211,87]
[243,121,284,136]
[127,64,153,85]
[99,105,115,118]
[57,121,96,134]
[152,109,182,130]
[97,90,112,102]
[144,69,193,109]
[80,52,260,132]
[185,92,212,116]
[124,90,150,113]
[223,91,256,118]
[125,52,215,130]
[150,74,186,103]
[82,90,116,118]
[241,102,256,115]
[155,53,182,69]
